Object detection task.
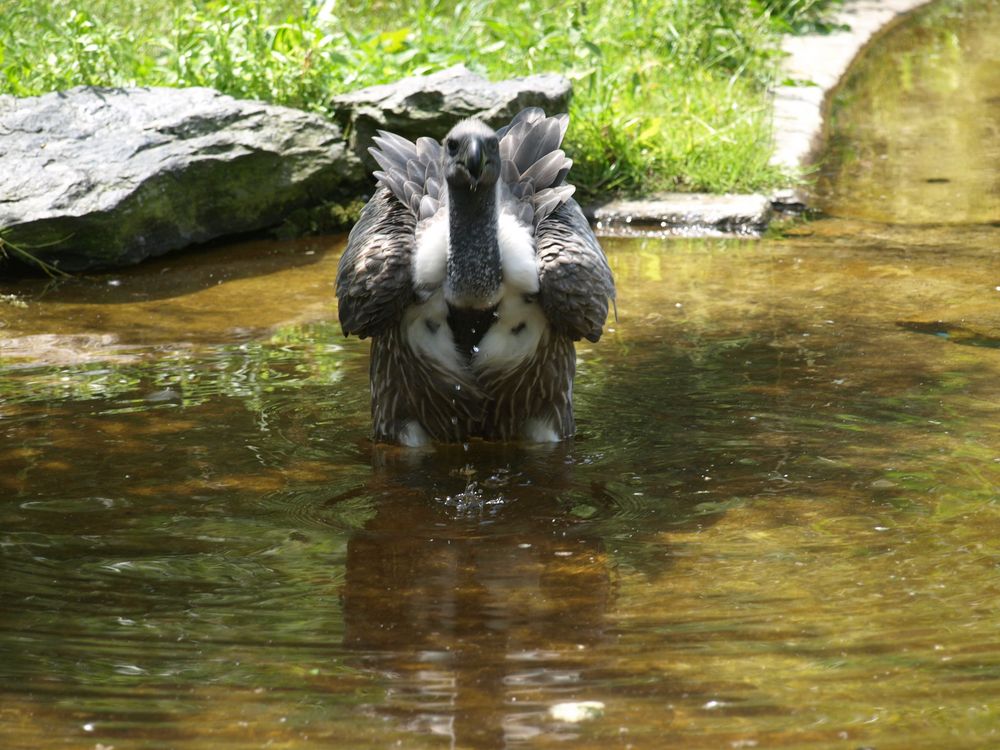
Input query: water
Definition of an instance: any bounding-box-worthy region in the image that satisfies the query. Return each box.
[816,0,1000,225]
[2,3,1000,748]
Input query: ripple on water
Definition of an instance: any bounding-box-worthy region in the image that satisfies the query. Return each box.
[256,486,376,532]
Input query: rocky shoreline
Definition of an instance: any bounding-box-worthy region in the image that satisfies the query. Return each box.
[0,0,936,273]
[0,67,570,273]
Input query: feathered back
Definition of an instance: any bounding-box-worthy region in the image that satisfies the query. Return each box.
[368,107,576,228]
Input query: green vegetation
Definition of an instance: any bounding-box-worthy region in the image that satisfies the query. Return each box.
[0,232,70,277]
[0,0,839,200]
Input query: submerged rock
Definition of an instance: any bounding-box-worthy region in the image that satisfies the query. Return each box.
[588,193,773,236]
[0,86,361,272]
[331,64,572,170]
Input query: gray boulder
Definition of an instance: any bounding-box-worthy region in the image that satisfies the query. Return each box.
[0,86,361,272]
[332,65,572,170]
[589,193,773,236]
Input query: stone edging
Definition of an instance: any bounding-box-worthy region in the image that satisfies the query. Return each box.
[588,0,936,237]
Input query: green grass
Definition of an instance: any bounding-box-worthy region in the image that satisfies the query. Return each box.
[0,232,70,277]
[0,0,839,201]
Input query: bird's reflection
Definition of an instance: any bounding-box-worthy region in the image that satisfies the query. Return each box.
[342,442,613,748]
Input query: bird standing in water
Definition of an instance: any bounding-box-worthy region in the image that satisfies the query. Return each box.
[336,108,615,446]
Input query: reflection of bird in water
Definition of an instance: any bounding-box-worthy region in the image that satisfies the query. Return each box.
[342,484,612,748]
[336,108,615,446]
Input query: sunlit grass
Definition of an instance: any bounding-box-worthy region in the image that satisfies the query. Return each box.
[0,0,840,199]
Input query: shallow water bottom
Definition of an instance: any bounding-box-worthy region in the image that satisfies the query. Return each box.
[1,219,999,749]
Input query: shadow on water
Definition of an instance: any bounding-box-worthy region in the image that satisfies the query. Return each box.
[897,319,1000,349]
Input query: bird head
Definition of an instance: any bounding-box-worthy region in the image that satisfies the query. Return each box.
[443,119,501,193]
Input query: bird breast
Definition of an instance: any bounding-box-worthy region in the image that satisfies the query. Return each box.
[406,209,545,377]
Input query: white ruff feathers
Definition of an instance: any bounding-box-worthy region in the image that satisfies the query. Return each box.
[412,213,448,289]
[406,207,546,378]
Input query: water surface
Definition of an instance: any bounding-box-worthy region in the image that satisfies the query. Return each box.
[2,2,1000,748]
[816,0,1000,224]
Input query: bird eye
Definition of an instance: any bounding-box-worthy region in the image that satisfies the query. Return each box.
[446,138,459,155]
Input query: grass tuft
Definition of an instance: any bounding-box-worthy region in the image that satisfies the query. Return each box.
[0,232,71,277]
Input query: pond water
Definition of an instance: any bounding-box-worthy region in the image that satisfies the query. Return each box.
[2,2,999,749]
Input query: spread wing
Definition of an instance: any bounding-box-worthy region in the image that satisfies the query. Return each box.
[497,107,576,228]
[497,108,615,343]
[336,133,445,338]
[536,198,616,343]
[338,107,615,343]
[369,131,446,222]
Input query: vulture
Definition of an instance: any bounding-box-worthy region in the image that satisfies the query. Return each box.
[336,107,615,446]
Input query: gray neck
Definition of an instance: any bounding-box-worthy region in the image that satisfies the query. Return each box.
[446,185,502,308]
